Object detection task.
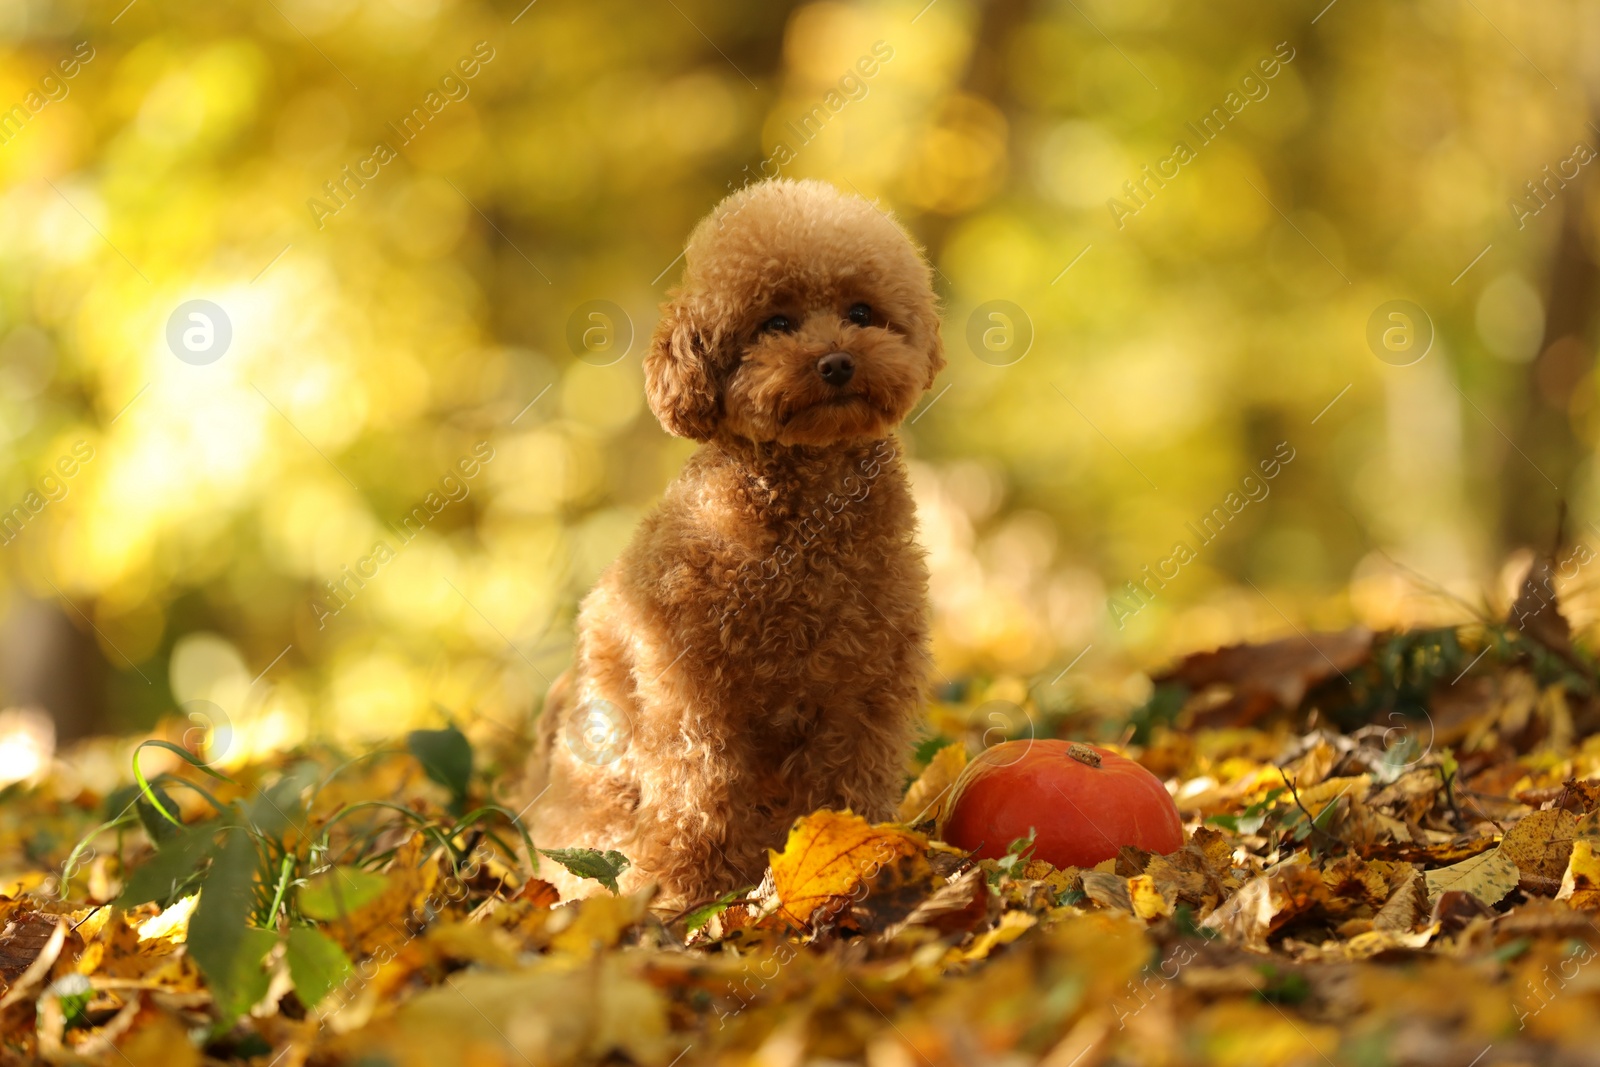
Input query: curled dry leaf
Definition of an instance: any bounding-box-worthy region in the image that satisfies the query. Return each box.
[1155,626,1373,727]
[1556,839,1600,910]
[899,742,967,824]
[1202,866,1328,949]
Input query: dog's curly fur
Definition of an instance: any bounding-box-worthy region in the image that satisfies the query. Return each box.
[526,179,944,910]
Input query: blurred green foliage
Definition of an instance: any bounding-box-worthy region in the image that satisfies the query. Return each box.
[0,0,1593,750]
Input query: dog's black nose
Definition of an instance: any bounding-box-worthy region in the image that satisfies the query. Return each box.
[817,351,855,386]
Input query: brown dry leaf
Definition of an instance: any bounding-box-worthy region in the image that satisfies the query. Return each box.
[1080,871,1133,914]
[1423,844,1519,906]
[891,866,990,937]
[1361,835,1499,866]
[1201,866,1327,948]
[768,810,924,928]
[849,851,938,933]
[1155,626,1373,726]
[0,910,65,985]
[898,743,966,824]
[1144,846,1225,916]
[1500,809,1577,891]
[1321,855,1394,912]
[1373,868,1428,933]
[514,879,561,909]
[1556,839,1600,910]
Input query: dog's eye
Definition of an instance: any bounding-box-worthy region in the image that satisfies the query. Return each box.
[759,315,793,335]
[847,303,872,326]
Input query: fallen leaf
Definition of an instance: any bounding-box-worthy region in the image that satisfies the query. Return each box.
[768,811,924,928]
[892,867,990,936]
[0,910,65,984]
[1423,845,1519,907]
[899,742,967,824]
[0,914,66,1009]
[1155,626,1373,726]
[849,851,937,933]
[1373,868,1428,933]
[1080,871,1132,914]
[547,889,651,957]
[1556,839,1600,911]
[1128,874,1174,921]
[1202,867,1328,948]
[1500,809,1577,889]
[954,909,1035,962]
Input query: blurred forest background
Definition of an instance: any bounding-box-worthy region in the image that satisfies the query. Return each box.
[0,0,1596,767]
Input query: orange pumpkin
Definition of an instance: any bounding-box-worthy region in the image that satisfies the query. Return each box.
[937,740,1184,868]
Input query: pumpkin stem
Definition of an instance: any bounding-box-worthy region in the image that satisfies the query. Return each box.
[1066,742,1102,767]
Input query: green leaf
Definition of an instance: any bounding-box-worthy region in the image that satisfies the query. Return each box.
[117,823,217,907]
[1254,964,1311,1005]
[298,866,390,921]
[538,847,631,893]
[187,829,274,1022]
[407,724,473,805]
[135,785,181,845]
[995,828,1037,875]
[243,761,321,838]
[285,925,352,1009]
[1206,787,1286,835]
[684,889,745,934]
[45,974,94,1030]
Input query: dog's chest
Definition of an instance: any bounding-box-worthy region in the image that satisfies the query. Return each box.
[718,467,908,636]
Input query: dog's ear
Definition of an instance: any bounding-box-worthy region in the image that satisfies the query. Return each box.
[645,299,719,441]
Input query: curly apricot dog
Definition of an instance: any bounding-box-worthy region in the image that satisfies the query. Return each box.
[527,179,944,909]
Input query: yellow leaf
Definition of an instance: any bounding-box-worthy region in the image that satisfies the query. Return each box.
[955,909,1036,962]
[1500,809,1577,884]
[137,894,197,943]
[898,743,966,824]
[547,890,651,958]
[1128,874,1174,921]
[116,1010,202,1067]
[1424,844,1520,906]
[768,811,924,927]
[1556,839,1600,911]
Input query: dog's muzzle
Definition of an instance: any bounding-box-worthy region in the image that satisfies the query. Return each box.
[817,351,856,387]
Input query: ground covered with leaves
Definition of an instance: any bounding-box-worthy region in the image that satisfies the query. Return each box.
[4,571,1600,1065]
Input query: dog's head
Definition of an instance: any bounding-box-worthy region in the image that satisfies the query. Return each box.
[646,179,944,447]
